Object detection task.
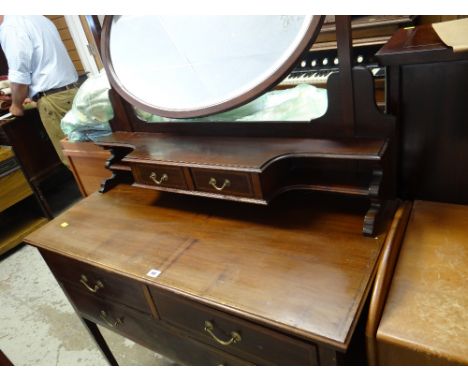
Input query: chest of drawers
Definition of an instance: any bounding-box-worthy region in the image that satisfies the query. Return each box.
[25,185,400,365]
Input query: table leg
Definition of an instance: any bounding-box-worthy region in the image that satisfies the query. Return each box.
[81,317,119,366]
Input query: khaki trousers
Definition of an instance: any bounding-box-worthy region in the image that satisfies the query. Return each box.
[37,88,78,166]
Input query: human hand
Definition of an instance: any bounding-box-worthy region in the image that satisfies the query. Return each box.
[9,103,24,116]
[23,99,37,110]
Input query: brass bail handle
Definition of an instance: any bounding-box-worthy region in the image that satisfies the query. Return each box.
[204,320,241,346]
[150,172,168,185]
[100,310,124,327]
[209,177,231,191]
[80,274,104,293]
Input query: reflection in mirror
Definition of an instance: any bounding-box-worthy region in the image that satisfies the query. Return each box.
[106,15,327,120]
[133,84,327,123]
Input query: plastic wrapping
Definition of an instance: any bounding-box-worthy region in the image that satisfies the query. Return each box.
[60,69,113,142]
[61,68,328,142]
[135,83,328,123]
[237,84,327,121]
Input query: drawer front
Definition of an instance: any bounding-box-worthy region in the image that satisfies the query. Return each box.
[65,283,155,342]
[41,250,151,315]
[132,164,188,190]
[191,168,254,197]
[64,285,252,366]
[150,288,318,365]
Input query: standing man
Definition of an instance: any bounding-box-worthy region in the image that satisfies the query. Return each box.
[0,15,78,164]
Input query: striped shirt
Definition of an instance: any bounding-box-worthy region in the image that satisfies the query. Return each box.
[0,16,78,98]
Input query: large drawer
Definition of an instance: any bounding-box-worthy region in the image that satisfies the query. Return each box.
[64,285,252,366]
[41,250,152,315]
[150,288,318,365]
[131,163,188,190]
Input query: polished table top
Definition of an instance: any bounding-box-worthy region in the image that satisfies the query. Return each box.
[26,185,392,351]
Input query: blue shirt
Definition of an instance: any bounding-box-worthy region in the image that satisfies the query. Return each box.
[0,16,78,98]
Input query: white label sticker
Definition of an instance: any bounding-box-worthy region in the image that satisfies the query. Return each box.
[146,269,161,278]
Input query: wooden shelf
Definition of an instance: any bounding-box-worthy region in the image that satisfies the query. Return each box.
[96,133,387,171]
[0,164,33,213]
[94,133,391,235]
[1,146,48,256]
[94,134,387,199]
[0,196,48,255]
[1,146,34,214]
[280,168,373,197]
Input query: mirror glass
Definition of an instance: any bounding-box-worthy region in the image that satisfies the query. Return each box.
[106,16,322,118]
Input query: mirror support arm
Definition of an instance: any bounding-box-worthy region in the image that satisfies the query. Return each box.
[336,16,356,136]
[85,15,102,57]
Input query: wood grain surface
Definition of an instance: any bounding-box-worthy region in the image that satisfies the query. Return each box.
[61,139,112,197]
[25,185,392,351]
[376,200,468,365]
[365,201,413,365]
[0,166,32,212]
[95,133,387,171]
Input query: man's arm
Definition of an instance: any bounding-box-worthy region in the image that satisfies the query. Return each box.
[0,21,33,117]
[10,82,29,116]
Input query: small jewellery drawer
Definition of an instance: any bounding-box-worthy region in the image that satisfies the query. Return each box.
[41,250,151,315]
[132,164,188,190]
[191,169,254,197]
[150,289,318,365]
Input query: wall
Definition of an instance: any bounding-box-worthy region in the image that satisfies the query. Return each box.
[46,15,85,75]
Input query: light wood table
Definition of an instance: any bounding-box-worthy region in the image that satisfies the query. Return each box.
[376,200,468,365]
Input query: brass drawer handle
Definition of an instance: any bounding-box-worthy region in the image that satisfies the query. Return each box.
[204,320,241,346]
[209,177,231,191]
[100,310,124,327]
[149,172,168,185]
[80,274,104,293]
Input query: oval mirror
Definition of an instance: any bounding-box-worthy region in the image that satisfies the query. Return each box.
[102,16,324,118]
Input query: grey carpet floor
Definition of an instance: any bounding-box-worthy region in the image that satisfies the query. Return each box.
[0,244,175,366]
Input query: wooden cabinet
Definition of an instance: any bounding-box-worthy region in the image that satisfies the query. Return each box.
[25,185,404,365]
[377,23,468,204]
[1,109,72,218]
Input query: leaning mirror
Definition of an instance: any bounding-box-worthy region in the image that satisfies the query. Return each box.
[102,16,324,118]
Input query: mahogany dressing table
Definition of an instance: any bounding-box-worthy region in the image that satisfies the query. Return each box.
[25,16,403,365]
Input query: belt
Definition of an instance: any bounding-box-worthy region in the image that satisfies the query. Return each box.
[33,83,78,101]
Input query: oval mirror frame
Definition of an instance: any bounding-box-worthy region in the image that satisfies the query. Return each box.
[101,16,324,119]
